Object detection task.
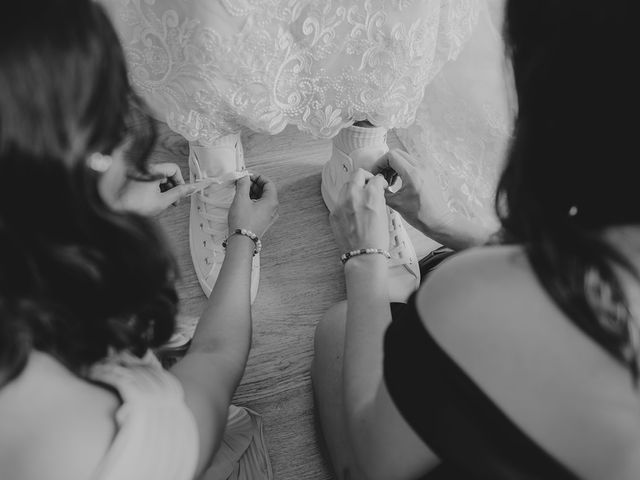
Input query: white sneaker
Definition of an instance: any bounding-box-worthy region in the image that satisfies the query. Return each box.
[321,125,420,303]
[188,133,260,302]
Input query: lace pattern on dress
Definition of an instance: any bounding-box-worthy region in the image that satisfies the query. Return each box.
[396,0,512,230]
[103,0,480,144]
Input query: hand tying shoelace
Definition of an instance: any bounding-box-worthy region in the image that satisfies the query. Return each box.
[321,124,420,303]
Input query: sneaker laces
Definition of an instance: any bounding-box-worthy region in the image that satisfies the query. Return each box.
[192,156,249,275]
[387,209,411,266]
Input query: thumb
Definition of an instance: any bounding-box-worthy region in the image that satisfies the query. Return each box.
[368,174,389,192]
[161,183,200,205]
[235,175,251,198]
[384,185,399,205]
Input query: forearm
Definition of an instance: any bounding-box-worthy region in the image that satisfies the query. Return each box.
[342,255,437,480]
[172,235,254,399]
[418,213,493,251]
[169,235,254,475]
[342,255,391,418]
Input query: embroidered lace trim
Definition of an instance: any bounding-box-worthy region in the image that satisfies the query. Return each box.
[103,0,480,144]
[396,0,512,230]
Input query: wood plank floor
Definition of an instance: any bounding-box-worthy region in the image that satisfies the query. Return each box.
[154,123,439,479]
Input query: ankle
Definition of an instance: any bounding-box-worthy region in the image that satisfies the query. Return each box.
[333,124,388,157]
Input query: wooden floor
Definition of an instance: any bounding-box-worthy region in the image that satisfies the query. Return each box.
[154,123,439,480]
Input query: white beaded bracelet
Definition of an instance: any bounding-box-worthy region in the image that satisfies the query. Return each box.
[340,248,391,265]
[222,228,262,256]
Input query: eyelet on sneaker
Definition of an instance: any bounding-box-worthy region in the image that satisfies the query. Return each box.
[189,134,260,303]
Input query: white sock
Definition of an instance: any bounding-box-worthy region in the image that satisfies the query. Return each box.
[334,124,388,156]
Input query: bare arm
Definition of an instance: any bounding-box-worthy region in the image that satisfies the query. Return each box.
[170,174,278,476]
[378,150,494,251]
[419,210,493,251]
[331,170,437,480]
[343,254,389,412]
[343,256,437,480]
[170,235,254,474]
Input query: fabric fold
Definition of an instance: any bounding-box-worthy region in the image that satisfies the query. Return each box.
[88,352,273,480]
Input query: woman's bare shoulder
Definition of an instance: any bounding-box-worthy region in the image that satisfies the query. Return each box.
[414,244,550,346]
[413,247,640,480]
[0,353,118,480]
[416,245,533,316]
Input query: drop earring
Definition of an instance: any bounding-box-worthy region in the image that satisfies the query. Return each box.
[88,152,113,173]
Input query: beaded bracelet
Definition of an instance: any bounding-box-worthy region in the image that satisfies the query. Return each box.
[222,228,262,256]
[340,248,391,265]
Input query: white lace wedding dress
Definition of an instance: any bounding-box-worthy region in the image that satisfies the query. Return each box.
[396,0,512,230]
[100,0,480,141]
[101,0,511,229]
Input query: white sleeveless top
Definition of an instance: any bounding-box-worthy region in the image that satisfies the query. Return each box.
[88,351,199,480]
[87,351,272,480]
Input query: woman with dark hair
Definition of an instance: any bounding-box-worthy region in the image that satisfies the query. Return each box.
[0,1,277,479]
[312,0,640,478]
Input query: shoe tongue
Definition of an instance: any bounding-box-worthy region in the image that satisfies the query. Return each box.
[191,141,240,178]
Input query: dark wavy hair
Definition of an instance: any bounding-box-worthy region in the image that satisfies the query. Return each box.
[0,0,178,386]
[498,0,640,379]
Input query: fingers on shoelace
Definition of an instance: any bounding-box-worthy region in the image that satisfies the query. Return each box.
[149,162,185,185]
[367,174,388,192]
[349,168,374,189]
[162,183,200,205]
[386,150,417,180]
[248,174,278,202]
